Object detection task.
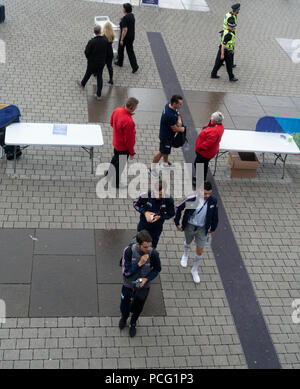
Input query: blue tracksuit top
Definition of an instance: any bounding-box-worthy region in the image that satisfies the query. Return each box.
[133,191,175,232]
[174,193,219,233]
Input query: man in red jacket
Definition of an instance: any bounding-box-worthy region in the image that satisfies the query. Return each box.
[107,97,139,188]
[194,112,224,186]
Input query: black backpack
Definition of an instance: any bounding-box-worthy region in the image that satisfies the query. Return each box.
[172,125,187,148]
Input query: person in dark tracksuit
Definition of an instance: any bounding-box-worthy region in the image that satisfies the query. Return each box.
[114,3,139,73]
[133,180,175,248]
[77,25,107,100]
[174,181,219,284]
[211,17,238,82]
[119,230,161,337]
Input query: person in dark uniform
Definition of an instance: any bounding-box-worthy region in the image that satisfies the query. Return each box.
[77,25,107,100]
[115,3,139,73]
[220,3,240,68]
[211,17,238,82]
[119,230,161,337]
[133,180,175,248]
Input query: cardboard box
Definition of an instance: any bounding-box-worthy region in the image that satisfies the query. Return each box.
[227,152,259,178]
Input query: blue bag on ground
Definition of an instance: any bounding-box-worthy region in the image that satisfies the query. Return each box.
[0,104,22,159]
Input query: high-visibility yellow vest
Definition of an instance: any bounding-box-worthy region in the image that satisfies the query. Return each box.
[221,30,235,51]
[223,12,237,31]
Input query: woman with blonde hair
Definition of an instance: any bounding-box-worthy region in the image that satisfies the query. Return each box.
[102,22,116,84]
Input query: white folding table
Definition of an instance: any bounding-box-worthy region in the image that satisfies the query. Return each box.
[5,122,104,174]
[213,130,300,179]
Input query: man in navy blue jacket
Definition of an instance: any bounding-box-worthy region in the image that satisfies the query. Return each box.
[119,230,161,337]
[133,180,175,248]
[174,181,219,283]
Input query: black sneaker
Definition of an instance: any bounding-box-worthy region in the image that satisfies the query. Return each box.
[211,75,220,79]
[114,62,122,67]
[119,317,127,330]
[132,66,139,74]
[129,324,136,337]
[229,77,238,82]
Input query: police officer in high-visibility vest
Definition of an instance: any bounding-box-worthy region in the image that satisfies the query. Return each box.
[220,3,240,68]
[211,17,238,82]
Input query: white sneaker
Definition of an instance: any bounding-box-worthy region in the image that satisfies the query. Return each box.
[191,269,200,283]
[148,168,159,178]
[161,162,174,168]
[180,255,188,268]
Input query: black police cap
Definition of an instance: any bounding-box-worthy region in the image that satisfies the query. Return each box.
[227,16,237,27]
[231,3,240,11]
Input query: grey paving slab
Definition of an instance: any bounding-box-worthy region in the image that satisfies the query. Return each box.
[261,105,300,118]
[255,95,297,108]
[96,228,160,285]
[133,110,163,126]
[98,283,166,317]
[183,90,226,104]
[126,87,166,112]
[0,285,30,317]
[230,116,259,131]
[34,229,95,256]
[95,229,136,283]
[30,255,98,317]
[0,229,34,283]
[187,101,235,129]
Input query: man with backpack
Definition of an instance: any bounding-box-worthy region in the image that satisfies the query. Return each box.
[119,230,161,337]
[148,95,185,178]
[133,180,175,248]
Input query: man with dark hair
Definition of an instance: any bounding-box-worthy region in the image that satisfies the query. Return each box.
[174,181,219,284]
[149,95,185,177]
[77,25,108,100]
[119,230,161,337]
[133,179,175,248]
[115,3,139,73]
[106,97,139,188]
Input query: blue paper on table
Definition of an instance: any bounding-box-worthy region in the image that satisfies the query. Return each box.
[142,0,159,5]
[53,124,67,135]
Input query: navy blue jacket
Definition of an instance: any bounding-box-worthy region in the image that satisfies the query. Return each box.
[122,245,161,286]
[174,194,219,233]
[134,191,175,232]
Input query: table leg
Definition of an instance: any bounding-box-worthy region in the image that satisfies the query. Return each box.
[213,152,219,176]
[14,146,17,174]
[282,154,288,179]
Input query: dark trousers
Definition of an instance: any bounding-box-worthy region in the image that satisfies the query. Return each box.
[108,148,129,188]
[106,55,113,81]
[120,285,149,325]
[137,222,163,249]
[81,64,104,97]
[194,152,211,182]
[211,46,234,80]
[117,40,138,70]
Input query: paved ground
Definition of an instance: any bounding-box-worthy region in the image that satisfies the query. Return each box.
[0,0,299,369]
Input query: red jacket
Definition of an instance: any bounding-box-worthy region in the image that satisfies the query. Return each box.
[110,107,136,155]
[195,121,224,159]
